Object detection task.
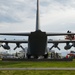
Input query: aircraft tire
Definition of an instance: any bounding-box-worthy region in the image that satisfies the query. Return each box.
[44,53,48,59]
[34,56,38,59]
[26,54,31,59]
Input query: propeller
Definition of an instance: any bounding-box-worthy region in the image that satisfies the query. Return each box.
[49,43,60,50]
[14,43,25,50]
[1,42,10,50]
[64,42,72,50]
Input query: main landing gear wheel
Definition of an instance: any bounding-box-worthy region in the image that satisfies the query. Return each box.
[26,54,31,59]
[44,53,48,59]
[34,56,38,59]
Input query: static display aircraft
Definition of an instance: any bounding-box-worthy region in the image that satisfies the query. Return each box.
[0,0,75,58]
[65,30,75,40]
[49,30,75,51]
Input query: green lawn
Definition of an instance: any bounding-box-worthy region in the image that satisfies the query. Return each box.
[0,60,75,75]
[0,59,75,68]
[0,70,75,75]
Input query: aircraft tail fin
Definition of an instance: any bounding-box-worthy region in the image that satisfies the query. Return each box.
[36,0,40,31]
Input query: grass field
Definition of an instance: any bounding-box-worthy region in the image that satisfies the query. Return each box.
[0,60,75,75]
[0,70,75,75]
[0,59,75,68]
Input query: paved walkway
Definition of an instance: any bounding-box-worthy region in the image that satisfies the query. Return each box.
[0,68,75,70]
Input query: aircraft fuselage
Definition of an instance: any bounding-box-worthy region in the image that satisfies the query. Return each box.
[27,30,47,57]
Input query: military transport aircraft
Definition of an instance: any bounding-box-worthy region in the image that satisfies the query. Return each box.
[0,0,75,59]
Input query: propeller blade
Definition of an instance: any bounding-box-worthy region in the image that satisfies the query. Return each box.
[20,46,25,50]
[14,46,17,50]
[49,46,54,50]
[57,46,61,50]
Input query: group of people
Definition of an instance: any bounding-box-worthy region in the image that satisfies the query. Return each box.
[50,52,60,59]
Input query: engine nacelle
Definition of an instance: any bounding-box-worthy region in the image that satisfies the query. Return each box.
[72,43,75,47]
[1,43,10,50]
[64,43,72,50]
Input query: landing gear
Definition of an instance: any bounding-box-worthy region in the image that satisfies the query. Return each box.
[26,54,38,59]
[44,53,48,59]
[26,53,48,59]
[26,54,31,59]
[34,56,38,59]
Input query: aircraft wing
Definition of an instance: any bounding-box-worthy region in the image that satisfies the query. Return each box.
[0,32,75,43]
[0,39,74,44]
[0,32,75,36]
[48,40,75,43]
[0,39,28,43]
[46,33,75,36]
[0,33,30,36]
[0,33,29,43]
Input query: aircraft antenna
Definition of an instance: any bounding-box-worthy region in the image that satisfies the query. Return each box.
[36,0,40,31]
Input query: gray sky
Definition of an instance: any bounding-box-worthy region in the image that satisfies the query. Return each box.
[0,0,75,53]
[0,0,75,32]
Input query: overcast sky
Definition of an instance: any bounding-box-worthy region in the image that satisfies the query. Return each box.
[0,0,75,53]
[0,0,75,33]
